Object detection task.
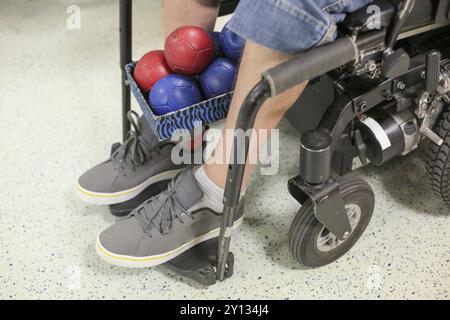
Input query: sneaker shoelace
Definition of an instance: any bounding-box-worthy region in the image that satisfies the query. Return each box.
[131,172,191,235]
[111,111,171,170]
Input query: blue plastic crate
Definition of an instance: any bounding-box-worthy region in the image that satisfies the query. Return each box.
[125,63,233,141]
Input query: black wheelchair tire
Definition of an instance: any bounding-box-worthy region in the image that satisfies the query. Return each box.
[288,175,375,268]
[426,109,450,207]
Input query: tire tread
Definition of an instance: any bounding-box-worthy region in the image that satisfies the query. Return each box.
[425,109,450,207]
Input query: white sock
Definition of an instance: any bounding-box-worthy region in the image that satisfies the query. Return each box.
[189,166,224,213]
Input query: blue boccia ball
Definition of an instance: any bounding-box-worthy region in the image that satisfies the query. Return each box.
[200,58,237,99]
[208,31,223,57]
[219,23,244,61]
[149,74,202,115]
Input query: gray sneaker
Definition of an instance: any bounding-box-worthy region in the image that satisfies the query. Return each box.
[76,111,184,205]
[95,167,244,268]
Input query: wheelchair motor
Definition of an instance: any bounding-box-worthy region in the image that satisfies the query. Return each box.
[357,107,420,165]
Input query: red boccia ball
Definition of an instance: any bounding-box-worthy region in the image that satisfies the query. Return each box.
[133,50,172,92]
[164,26,214,76]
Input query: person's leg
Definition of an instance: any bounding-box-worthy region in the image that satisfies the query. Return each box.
[204,40,307,190]
[163,0,220,37]
[95,0,377,267]
[95,42,306,263]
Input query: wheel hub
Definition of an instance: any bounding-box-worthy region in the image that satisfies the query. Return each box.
[316,203,362,252]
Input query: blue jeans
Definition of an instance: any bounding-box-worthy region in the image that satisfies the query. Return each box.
[228,0,372,54]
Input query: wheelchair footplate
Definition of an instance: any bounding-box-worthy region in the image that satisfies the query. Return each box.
[166,239,234,286]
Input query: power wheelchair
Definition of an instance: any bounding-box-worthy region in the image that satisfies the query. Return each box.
[118,0,450,285]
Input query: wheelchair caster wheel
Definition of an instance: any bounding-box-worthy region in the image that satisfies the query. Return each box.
[288,175,374,268]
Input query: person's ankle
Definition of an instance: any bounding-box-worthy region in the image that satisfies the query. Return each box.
[189,165,224,213]
[190,165,246,213]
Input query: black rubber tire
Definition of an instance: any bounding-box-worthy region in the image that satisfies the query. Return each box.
[426,109,450,207]
[288,175,375,268]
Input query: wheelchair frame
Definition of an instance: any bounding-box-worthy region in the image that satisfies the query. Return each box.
[117,0,450,285]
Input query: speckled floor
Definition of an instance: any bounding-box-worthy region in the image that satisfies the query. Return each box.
[1,0,449,300]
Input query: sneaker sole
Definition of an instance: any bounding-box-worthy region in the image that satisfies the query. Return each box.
[76,169,183,205]
[95,216,244,268]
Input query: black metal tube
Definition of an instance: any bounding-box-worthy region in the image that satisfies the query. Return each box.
[299,130,332,185]
[120,0,132,141]
[318,94,355,151]
[385,0,416,50]
[218,0,239,16]
[216,80,270,280]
